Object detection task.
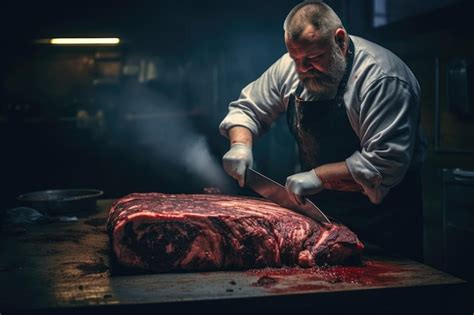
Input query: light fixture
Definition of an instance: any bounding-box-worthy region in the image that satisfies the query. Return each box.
[49,38,120,45]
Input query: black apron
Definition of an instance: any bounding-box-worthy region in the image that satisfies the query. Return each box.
[286,39,423,261]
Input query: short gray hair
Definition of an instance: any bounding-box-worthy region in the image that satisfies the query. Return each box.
[284,1,343,40]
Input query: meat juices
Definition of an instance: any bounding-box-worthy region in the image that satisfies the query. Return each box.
[107,193,364,272]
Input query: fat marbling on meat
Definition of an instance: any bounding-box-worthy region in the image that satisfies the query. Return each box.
[107,193,364,272]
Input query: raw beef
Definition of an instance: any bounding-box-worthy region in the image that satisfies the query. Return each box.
[107,193,364,272]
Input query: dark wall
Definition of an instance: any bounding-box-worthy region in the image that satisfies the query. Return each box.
[357,0,474,284]
[0,1,304,207]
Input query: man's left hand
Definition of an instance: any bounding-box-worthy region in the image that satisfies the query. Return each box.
[285,169,324,204]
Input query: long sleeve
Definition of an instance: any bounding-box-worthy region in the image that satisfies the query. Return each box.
[219,55,295,138]
[345,77,421,204]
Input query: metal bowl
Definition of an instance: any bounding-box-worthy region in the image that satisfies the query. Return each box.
[17,189,104,215]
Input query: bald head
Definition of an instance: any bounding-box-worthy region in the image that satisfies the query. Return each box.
[283,2,348,98]
[284,1,343,41]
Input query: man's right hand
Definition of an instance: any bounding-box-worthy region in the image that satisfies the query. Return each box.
[222,143,253,187]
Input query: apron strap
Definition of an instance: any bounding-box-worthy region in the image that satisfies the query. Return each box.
[295,83,304,98]
[335,38,355,104]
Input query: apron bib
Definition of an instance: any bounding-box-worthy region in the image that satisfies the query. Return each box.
[286,39,423,261]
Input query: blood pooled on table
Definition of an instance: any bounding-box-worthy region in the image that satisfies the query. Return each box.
[248,260,408,292]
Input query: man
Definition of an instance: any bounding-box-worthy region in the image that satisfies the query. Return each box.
[219,1,426,261]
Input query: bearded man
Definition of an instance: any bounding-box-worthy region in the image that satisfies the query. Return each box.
[219,1,426,261]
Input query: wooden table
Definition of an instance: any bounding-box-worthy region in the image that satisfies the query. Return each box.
[0,200,469,315]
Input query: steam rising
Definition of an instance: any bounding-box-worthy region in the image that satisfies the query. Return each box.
[122,77,232,194]
[182,135,230,190]
[116,28,287,195]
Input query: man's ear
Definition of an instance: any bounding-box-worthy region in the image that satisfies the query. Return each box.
[334,28,347,51]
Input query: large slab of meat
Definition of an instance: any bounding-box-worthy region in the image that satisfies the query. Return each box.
[107,193,364,272]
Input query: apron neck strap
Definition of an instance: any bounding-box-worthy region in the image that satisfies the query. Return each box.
[335,37,355,102]
[295,82,305,97]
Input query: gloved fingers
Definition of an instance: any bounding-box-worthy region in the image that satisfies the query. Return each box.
[236,163,247,188]
[222,158,235,177]
[288,191,303,205]
[222,144,253,188]
[296,194,306,204]
[286,183,303,205]
[222,156,246,187]
[222,150,240,174]
[285,178,303,205]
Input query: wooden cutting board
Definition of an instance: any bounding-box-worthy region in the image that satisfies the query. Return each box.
[0,200,468,314]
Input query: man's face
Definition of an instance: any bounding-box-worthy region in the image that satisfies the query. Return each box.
[285,25,347,98]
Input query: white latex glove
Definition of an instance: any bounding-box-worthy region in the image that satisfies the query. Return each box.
[285,169,324,204]
[222,143,253,187]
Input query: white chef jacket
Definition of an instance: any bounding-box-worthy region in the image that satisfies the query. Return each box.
[219,35,427,204]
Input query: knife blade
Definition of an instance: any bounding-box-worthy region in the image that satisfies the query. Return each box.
[245,168,331,224]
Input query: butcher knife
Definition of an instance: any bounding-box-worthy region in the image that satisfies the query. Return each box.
[245,168,331,224]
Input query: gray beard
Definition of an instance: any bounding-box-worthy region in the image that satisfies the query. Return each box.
[301,46,347,100]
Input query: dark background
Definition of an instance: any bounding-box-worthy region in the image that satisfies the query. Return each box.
[1,0,473,287]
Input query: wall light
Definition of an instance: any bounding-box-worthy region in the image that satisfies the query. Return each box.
[49,38,120,45]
